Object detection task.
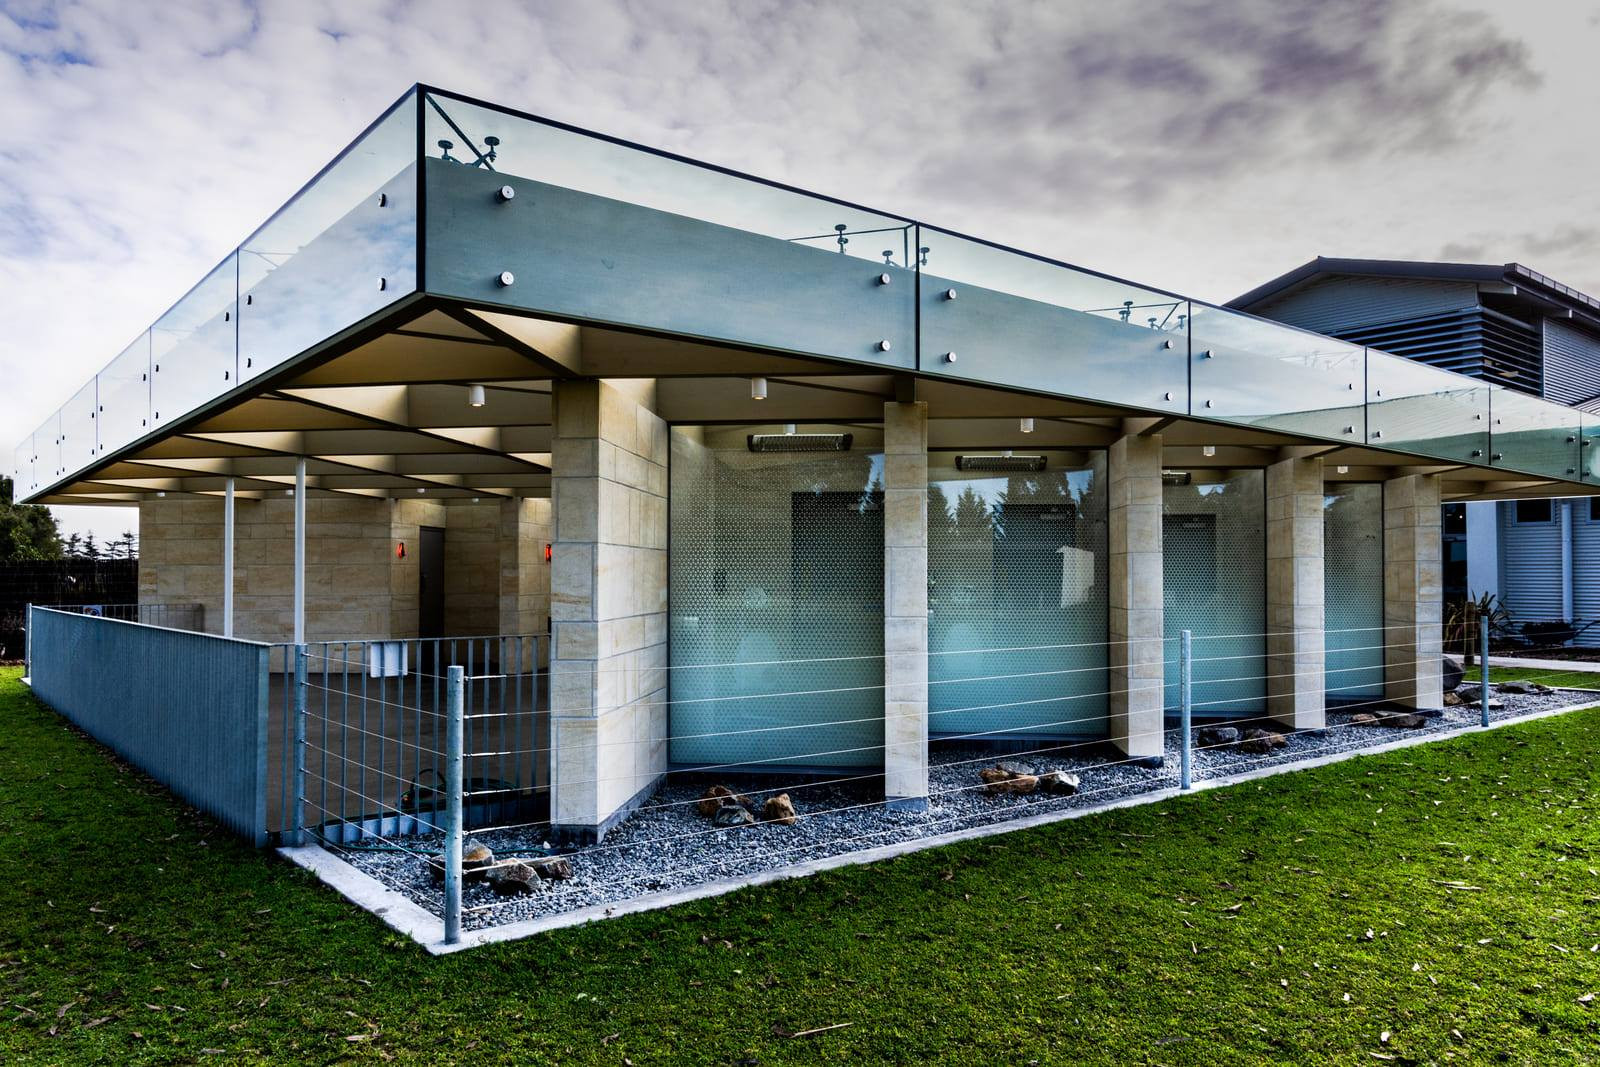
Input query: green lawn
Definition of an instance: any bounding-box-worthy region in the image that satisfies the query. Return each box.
[1488,664,1600,691]
[4,667,1600,1065]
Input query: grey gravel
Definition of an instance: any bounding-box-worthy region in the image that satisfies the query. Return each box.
[336,688,1595,930]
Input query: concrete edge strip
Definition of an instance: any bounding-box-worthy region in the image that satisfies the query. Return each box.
[278,843,444,945]
[286,698,1600,955]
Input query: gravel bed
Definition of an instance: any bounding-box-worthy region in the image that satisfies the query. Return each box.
[335,687,1596,930]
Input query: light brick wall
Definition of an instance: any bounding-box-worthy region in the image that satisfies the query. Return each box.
[550,379,670,837]
[883,401,928,805]
[1384,473,1444,710]
[139,494,553,646]
[1107,432,1164,757]
[1266,455,1326,730]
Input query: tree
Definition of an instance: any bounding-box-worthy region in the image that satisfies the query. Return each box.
[119,529,139,560]
[0,475,63,561]
[63,532,82,558]
[81,532,100,561]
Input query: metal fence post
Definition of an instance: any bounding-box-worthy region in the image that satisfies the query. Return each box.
[444,664,465,946]
[1179,629,1193,790]
[293,644,308,846]
[1479,614,1491,729]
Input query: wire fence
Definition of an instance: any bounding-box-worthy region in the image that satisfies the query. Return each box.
[268,617,1600,945]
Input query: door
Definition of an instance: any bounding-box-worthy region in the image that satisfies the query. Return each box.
[419,526,445,639]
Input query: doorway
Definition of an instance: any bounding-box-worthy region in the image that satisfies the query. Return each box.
[419,526,445,639]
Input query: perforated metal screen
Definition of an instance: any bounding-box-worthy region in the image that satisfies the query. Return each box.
[1164,471,1266,716]
[927,453,1108,740]
[668,429,884,768]
[1324,483,1385,699]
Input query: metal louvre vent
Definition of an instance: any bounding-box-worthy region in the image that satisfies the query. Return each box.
[747,432,853,453]
[1324,483,1384,698]
[954,454,1047,472]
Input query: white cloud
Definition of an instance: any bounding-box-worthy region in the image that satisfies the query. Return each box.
[1,0,1595,540]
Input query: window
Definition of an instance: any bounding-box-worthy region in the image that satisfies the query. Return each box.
[1590,497,1600,522]
[1515,499,1553,524]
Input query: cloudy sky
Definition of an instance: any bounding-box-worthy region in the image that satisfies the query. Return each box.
[3,0,1598,540]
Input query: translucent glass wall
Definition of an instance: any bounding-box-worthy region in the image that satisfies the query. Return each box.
[1324,484,1385,699]
[668,428,885,768]
[1163,471,1266,715]
[12,89,419,499]
[927,452,1108,740]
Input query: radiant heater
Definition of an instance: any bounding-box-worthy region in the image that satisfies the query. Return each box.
[954,454,1047,472]
[747,433,854,453]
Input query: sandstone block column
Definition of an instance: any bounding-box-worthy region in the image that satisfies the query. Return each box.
[497,497,553,646]
[1383,473,1444,710]
[1108,431,1164,757]
[883,401,928,808]
[549,379,669,842]
[1265,454,1325,730]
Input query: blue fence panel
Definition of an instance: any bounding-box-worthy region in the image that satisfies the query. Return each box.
[27,608,270,844]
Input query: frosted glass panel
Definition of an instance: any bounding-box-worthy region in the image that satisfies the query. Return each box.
[927,452,1108,740]
[1324,483,1385,699]
[669,428,884,768]
[1164,471,1265,716]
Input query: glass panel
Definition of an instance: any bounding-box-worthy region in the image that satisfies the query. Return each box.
[31,412,61,489]
[239,92,417,381]
[669,425,885,768]
[918,228,1188,410]
[1490,387,1581,479]
[927,450,1107,740]
[152,255,236,427]
[1324,483,1384,700]
[1163,470,1265,716]
[97,335,152,460]
[1582,413,1600,484]
[1365,350,1489,463]
[1188,304,1364,440]
[59,379,98,475]
[422,93,914,368]
[11,436,32,497]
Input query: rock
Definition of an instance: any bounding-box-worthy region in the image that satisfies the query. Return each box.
[1443,690,1464,706]
[980,767,1038,795]
[713,804,756,828]
[531,856,574,881]
[1195,725,1241,748]
[486,861,544,895]
[1349,712,1377,726]
[1460,696,1504,710]
[1238,728,1286,755]
[697,785,752,818]
[425,837,497,883]
[995,761,1035,776]
[1036,770,1080,795]
[762,793,798,825]
[1496,680,1552,695]
[1371,711,1427,729]
[1442,657,1464,693]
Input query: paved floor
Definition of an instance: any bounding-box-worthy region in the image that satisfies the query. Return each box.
[1486,655,1600,673]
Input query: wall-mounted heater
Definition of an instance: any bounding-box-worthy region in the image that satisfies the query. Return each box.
[954,454,1047,472]
[747,432,853,453]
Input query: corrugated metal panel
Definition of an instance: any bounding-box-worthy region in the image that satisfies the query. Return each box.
[1499,503,1564,625]
[1572,499,1600,646]
[28,608,270,844]
[1543,319,1600,405]
[1249,276,1479,335]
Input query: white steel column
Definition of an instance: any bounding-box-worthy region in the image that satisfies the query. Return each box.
[293,457,306,645]
[223,476,235,638]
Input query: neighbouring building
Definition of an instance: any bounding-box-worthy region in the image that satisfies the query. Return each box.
[1230,257,1600,645]
[15,89,1600,844]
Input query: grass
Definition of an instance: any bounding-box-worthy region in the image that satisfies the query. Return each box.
[4,667,1600,1065]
